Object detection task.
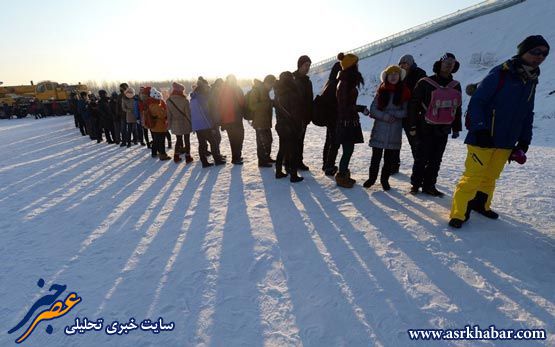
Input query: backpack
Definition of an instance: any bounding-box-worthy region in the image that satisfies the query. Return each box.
[311,95,329,127]
[311,80,338,127]
[421,77,461,125]
[243,88,255,121]
[464,68,507,130]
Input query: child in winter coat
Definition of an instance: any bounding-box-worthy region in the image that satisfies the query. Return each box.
[144,87,171,161]
[365,65,411,190]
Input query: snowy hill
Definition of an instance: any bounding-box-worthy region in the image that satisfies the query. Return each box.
[312,0,555,145]
[1,1,554,346]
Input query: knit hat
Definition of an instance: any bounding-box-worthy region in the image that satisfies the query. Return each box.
[149,87,162,100]
[124,87,135,98]
[380,65,406,82]
[171,82,185,94]
[297,55,312,68]
[398,54,415,66]
[340,53,359,70]
[98,90,108,97]
[433,52,460,74]
[517,35,550,57]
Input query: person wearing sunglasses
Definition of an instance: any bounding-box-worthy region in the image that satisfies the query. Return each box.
[449,35,549,229]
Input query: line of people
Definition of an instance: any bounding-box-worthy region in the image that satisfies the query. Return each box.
[68,35,548,229]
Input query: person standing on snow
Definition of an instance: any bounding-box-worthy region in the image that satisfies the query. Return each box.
[293,55,314,171]
[449,35,549,228]
[191,77,226,168]
[319,52,344,176]
[365,65,411,191]
[144,87,171,161]
[390,54,427,174]
[248,75,277,167]
[274,71,305,183]
[166,82,193,163]
[219,74,246,165]
[408,53,462,197]
[334,53,370,188]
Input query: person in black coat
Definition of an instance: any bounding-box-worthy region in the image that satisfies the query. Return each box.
[334,54,368,188]
[390,54,427,174]
[408,53,462,197]
[274,71,305,183]
[319,52,344,176]
[293,55,314,171]
[98,90,115,143]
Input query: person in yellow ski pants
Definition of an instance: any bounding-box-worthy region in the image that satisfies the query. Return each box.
[450,145,511,223]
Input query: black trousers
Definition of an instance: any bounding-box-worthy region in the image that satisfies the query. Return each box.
[151,132,167,157]
[411,131,448,189]
[197,129,222,164]
[276,128,299,175]
[392,124,419,168]
[76,114,87,135]
[175,134,191,155]
[225,123,244,162]
[165,131,172,148]
[255,129,273,163]
[298,123,307,165]
[322,123,340,170]
[369,147,399,184]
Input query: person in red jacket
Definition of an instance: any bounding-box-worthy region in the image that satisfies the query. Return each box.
[219,74,246,165]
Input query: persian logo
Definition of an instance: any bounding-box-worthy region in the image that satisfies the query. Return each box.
[7,278,81,344]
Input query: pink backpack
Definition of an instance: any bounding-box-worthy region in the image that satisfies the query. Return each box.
[421,77,461,125]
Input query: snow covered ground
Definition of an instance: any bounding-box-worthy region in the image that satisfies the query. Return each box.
[0,114,553,347]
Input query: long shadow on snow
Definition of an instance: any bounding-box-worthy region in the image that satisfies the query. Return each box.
[383,190,555,330]
[260,171,376,346]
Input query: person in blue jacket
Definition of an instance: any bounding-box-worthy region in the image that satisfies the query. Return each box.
[449,35,549,228]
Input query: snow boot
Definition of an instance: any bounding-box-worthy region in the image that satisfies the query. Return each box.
[185,155,194,164]
[324,166,338,176]
[423,186,445,197]
[290,173,304,183]
[335,172,354,188]
[174,153,182,163]
[159,153,171,161]
[448,218,464,229]
[275,171,287,179]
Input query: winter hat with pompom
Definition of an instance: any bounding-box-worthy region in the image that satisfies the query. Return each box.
[380,65,406,82]
[340,53,359,70]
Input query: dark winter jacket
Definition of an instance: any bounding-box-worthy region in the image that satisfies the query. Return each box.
[77,99,90,120]
[249,79,273,129]
[116,93,126,122]
[408,74,462,135]
[98,96,114,121]
[208,84,222,126]
[68,98,78,116]
[109,98,119,122]
[465,58,537,149]
[403,64,427,92]
[293,70,314,125]
[335,68,366,144]
[274,72,303,137]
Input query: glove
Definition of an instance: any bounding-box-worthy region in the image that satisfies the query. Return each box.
[474,130,493,148]
[451,131,460,139]
[362,107,370,116]
[508,148,527,164]
[515,141,529,153]
[408,126,417,137]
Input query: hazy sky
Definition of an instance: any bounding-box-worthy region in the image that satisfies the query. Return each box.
[0,0,481,85]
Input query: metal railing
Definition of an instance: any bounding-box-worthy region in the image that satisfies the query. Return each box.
[310,0,526,74]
